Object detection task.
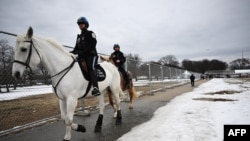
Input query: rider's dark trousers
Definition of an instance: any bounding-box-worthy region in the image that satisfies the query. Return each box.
[84,55,99,88]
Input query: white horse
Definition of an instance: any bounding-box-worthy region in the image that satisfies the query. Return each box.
[12,27,123,141]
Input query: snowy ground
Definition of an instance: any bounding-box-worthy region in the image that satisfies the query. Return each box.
[0,85,53,101]
[133,79,189,87]
[118,78,250,141]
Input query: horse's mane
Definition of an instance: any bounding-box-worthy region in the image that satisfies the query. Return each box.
[17,34,71,56]
[33,36,70,55]
[45,38,71,55]
[100,55,112,62]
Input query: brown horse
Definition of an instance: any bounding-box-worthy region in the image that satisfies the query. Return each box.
[100,55,137,111]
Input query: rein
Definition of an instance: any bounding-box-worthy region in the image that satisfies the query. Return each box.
[51,57,76,96]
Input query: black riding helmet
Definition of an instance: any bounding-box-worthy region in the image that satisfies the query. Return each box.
[113,44,120,50]
[77,17,89,28]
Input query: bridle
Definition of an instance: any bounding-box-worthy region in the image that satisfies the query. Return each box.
[13,38,77,96]
[13,40,41,73]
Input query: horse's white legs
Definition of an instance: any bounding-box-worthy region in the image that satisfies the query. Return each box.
[64,97,77,140]
[113,103,118,118]
[107,89,118,118]
[94,93,105,132]
[94,87,122,132]
[59,100,67,121]
[112,88,122,125]
[98,93,105,115]
[129,103,133,109]
[113,90,121,109]
[61,97,86,141]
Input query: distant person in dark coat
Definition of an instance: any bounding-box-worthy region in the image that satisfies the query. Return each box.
[190,74,195,87]
[111,44,130,88]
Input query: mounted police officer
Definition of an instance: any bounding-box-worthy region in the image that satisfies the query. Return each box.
[70,17,100,96]
[111,44,130,88]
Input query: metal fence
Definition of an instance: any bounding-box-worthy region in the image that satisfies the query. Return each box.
[0,31,200,134]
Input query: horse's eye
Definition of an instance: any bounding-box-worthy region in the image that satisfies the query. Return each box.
[21,47,27,52]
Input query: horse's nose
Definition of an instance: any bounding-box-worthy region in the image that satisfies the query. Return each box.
[14,71,20,79]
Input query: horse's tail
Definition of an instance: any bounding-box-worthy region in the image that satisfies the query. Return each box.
[127,77,137,110]
[127,71,137,101]
[128,81,137,101]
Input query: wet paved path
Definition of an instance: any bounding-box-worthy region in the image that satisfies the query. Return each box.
[0,80,207,141]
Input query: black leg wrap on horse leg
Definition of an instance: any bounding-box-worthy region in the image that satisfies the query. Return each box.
[76,124,86,132]
[94,114,103,132]
[116,110,122,125]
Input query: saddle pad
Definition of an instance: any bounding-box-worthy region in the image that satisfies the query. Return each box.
[95,64,106,81]
[78,62,106,82]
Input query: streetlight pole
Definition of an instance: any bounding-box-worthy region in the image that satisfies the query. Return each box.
[160,66,165,91]
[175,68,177,80]
[169,67,172,79]
[147,63,152,95]
[160,66,163,81]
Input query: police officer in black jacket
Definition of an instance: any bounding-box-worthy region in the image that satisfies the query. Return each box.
[70,17,100,96]
[111,44,130,88]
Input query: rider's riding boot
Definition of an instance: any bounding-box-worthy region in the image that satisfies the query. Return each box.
[89,71,101,96]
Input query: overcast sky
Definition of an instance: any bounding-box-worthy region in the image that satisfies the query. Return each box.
[1,0,250,63]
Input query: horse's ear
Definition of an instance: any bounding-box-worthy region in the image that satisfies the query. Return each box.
[27,26,33,38]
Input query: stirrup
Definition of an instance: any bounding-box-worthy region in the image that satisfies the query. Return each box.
[92,87,101,96]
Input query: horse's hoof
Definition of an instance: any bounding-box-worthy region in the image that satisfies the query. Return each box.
[113,112,117,118]
[129,105,133,109]
[116,110,122,125]
[63,139,70,141]
[116,119,122,125]
[76,124,86,132]
[94,125,102,132]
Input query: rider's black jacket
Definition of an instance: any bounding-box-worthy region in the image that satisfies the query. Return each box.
[71,29,97,58]
[111,50,126,67]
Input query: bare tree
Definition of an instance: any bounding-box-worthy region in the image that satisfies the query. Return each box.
[229,58,250,70]
[0,39,14,68]
[158,54,180,67]
[0,39,15,92]
[181,59,228,73]
[126,53,142,79]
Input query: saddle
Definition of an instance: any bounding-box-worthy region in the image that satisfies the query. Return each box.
[78,59,106,82]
